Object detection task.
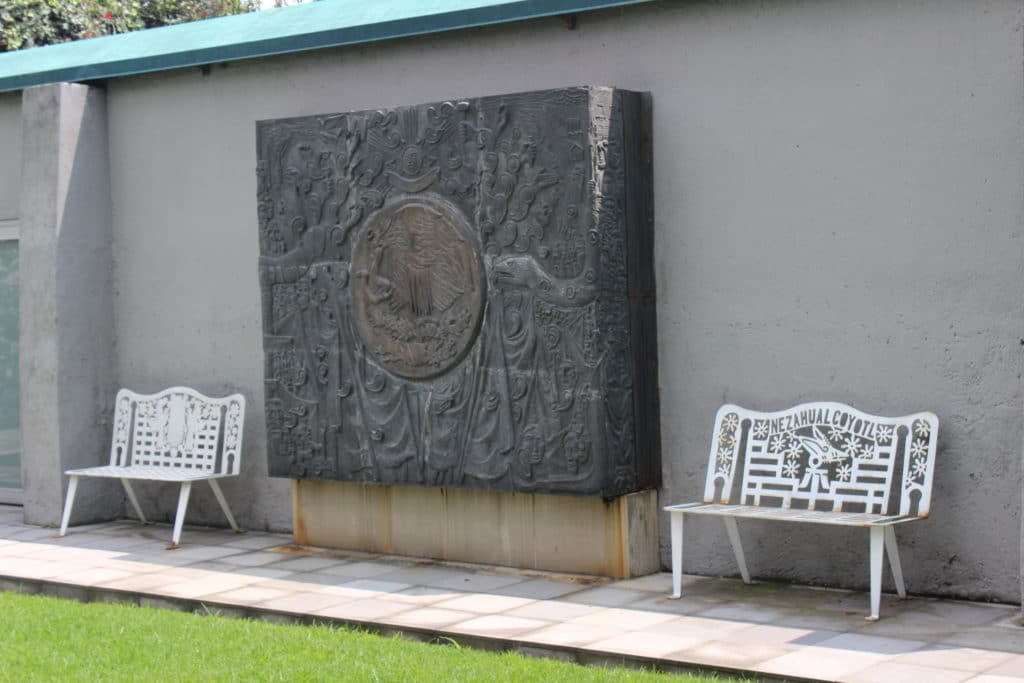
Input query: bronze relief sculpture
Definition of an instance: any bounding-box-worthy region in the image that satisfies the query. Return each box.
[351,196,485,380]
[256,87,659,496]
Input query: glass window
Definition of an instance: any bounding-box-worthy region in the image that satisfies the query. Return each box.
[0,239,18,489]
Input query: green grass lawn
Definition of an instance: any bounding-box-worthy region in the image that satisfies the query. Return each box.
[0,591,745,682]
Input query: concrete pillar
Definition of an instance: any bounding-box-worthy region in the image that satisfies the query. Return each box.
[19,83,119,526]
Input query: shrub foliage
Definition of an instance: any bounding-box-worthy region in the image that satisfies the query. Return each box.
[0,0,258,51]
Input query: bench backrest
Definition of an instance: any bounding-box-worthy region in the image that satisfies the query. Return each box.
[109,387,246,476]
[704,402,938,517]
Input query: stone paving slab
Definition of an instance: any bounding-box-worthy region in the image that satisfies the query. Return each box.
[0,508,1021,682]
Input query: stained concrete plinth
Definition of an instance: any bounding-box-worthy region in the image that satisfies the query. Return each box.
[292,480,660,578]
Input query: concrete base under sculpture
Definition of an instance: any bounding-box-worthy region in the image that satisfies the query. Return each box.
[292,482,659,578]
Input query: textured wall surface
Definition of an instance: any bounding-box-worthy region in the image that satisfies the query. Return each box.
[19,84,118,525]
[92,0,1023,599]
[255,88,658,496]
[0,93,20,220]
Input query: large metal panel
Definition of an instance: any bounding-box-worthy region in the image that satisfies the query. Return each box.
[256,86,659,497]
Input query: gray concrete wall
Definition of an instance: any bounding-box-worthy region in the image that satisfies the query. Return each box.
[96,0,1022,600]
[19,84,119,525]
[0,92,20,220]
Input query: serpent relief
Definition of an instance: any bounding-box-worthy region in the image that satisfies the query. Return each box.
[256,87,660,496]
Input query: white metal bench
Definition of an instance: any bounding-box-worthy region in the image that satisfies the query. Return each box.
[664,402,938,620]
[59,387,246,548]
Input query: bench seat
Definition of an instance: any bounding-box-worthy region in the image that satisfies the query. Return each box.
[663,502,916,527]
[58,387,246,548]
[665,402,938,620]
[65,465,237,482]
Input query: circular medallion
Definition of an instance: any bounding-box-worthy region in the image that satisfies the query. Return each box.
[351,196,486,380]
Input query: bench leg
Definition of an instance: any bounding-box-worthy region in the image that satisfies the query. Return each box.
[670,511,683,598]
[58,475,79,537]
[723,517,751,584]
[868,525,884,621]
[207,479,240,533]
[884,526,907,599]
[120,479,148,524]
[170,481,193,549]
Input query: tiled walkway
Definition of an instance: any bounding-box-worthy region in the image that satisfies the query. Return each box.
[0,505,1021,682]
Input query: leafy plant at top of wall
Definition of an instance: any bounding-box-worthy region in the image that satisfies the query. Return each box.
[0,0,258,52]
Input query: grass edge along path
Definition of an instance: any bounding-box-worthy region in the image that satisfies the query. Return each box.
[0,591,748,682]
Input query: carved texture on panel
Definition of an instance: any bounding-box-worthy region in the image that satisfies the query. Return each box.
[256,87,651,496]
[351,196,486,379]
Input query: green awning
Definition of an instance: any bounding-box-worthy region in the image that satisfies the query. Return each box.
[0,0,655,93]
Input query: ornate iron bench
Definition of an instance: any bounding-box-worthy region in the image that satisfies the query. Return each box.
[664,402,938,620]
[58,387,246,548]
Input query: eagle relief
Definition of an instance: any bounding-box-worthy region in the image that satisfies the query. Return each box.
[256,87,659,497]
[352,197,485,380]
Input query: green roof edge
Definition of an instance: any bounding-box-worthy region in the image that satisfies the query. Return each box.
[0,0,656,93]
